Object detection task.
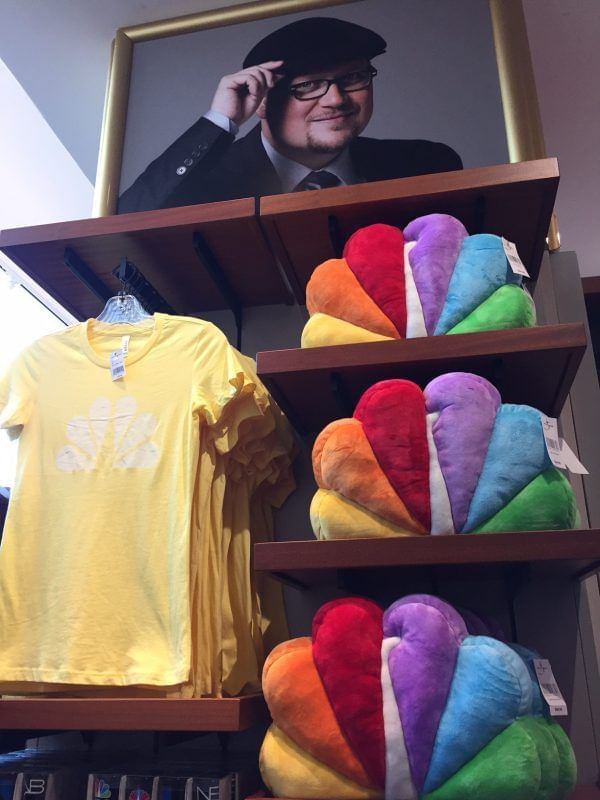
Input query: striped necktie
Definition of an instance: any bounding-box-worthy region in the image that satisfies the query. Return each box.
[293,170,342,191]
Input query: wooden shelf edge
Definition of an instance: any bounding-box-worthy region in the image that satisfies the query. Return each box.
[257,324,586,375]
[0,693,268,732]
[259,158,560,215]
[257,323,587,433]
[246,790,599,800]
[254,530,600,575]
[0,199,258,246]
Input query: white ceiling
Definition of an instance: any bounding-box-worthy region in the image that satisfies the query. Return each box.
[0,0,252,180]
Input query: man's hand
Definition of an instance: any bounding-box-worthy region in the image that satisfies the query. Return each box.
[209,60,284,127]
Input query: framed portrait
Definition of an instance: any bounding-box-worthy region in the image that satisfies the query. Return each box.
[94,0,547,216]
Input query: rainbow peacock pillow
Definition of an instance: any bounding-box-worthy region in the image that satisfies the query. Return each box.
[311,373,579,539]
[301,215,535,348]
[260,594,577,799]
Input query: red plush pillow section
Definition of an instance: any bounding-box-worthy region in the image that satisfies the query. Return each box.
[354,380,431,531]
[312,598,386,790]
[344,224,408,338]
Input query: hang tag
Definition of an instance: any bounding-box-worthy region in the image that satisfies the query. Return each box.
[121,335,130,356]
[109,349,125,381]
[559,438,589,475]
[541,415,589,474]
[541,415,566,467]
[533,658,568,716]
[502,237,530,277]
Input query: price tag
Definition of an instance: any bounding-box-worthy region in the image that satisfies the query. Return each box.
[502,237,530,277]
[533,658,568,716]
[109,349,125,381]
[541,415,589,474]
[541,415,566,468]
[121,335,130,356]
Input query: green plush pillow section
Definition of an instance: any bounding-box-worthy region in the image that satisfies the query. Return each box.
[472,470,579,534]
[546,719,578,799]
[447,284,535,335]
[423,719,543,800]
[423,716,575,800]
[518,717,560,800]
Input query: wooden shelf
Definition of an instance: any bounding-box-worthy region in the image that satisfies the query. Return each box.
[254,530,600,589]
[0,201,291,320]
[0,693,268,732]
[247,789,600,800]
[259,159,559,302]
[257,323,586,433]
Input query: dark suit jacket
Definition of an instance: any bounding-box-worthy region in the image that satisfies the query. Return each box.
[117,118,463,214]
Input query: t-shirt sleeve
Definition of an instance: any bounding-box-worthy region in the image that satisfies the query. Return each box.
[192,325,295,470]
[192,325,267,455]
[0,347,36,432]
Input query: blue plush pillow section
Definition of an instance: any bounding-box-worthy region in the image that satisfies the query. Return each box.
[434,235,522,335]
[462,405,553,532]
[509,643,547,717]
[423,635,533,793]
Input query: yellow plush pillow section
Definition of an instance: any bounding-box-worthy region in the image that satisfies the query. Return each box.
[260,725,383,800]
[301,313,394,348]
[311,489,422,540]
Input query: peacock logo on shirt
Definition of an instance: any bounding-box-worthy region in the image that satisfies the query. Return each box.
[56,396,159,471]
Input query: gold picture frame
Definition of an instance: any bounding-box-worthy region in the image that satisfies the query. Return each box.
[93,0,558,247]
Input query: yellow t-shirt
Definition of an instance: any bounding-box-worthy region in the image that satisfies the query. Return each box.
[0,313,280,688]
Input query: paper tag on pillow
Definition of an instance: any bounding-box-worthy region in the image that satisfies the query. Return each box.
[109,349,126,381]
[533,658,568,716]
[502,237,530,277]
[559,439,589,475]
[541,415,589,474]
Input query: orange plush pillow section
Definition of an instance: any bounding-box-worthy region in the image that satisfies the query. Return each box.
[262,636,372,788]
[306,259,401,339]
[313,418,425,534]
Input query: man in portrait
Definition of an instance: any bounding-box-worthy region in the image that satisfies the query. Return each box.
[117,16,463,213]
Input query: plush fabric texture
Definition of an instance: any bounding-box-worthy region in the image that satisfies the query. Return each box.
[302,214,535,347]
[354,380,431,531]
[312,598,386,788]
[311,373,579,539]
[260,595,576,799]
[343,223,408,337]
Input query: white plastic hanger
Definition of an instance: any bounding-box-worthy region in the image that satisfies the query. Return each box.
[95,290,152,324]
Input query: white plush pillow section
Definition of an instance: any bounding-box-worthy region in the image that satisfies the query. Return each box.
[381,637,417,800]
[404,241,427,338]
[426,412,454,534]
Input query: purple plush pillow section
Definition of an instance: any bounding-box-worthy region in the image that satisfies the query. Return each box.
[403,214,467,335]
[383,595,467,793]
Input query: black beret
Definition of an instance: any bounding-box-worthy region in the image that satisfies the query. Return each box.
[242,17,386,75]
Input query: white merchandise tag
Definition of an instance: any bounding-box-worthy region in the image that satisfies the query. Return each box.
[559,438,589,475]
[109,349,126,381]
[121,335,130,356]
[502,237,530,277]
[541,415,589,474]
[533,658,568,716]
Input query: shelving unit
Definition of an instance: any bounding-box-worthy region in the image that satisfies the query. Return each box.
[257,323,586,432]
[0,694,267,732]
[1,159,598,791]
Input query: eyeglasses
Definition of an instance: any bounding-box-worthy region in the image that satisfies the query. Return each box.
[289,67,377,101]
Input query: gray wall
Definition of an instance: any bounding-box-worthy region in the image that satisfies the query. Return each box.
[120,0,509,191]
[523,0,600,279]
